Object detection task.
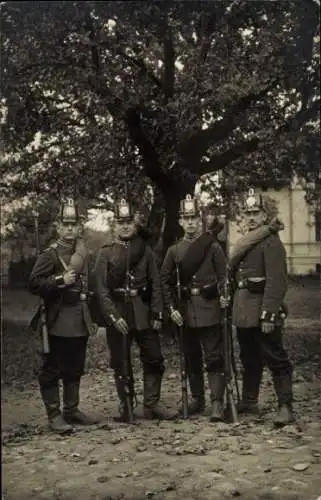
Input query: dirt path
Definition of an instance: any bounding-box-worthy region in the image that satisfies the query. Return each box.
[2,362,321,500]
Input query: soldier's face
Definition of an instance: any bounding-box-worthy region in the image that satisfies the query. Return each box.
[180,215,201,236]
[57,222,81,240]
[115,219,136,240]
[244,209,267,231]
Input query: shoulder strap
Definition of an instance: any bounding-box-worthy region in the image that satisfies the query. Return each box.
[179,233,215,285]
[49,243,69,271]
[229,227,272,272]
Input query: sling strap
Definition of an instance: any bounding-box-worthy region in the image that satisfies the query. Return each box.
[179,233,216,285]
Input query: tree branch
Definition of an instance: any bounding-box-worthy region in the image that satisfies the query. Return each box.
[280,98,320,134]
[125,108,175,191]
[199,13,217,64]
[179,80,277,162]
[12,60,84,79]
[163,25,175,100]
[83,37,164,91]
[198,137,260,175]
[87,75,125,118]
[117,49,163,89]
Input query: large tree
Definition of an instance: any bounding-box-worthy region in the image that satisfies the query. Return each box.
[1,0,320,250]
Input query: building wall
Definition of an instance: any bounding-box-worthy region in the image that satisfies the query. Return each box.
[229,183,320,275]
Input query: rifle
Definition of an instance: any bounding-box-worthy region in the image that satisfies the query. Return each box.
[121,241,135,423]
[175,261,189,420]
[222,271,239,423]
[33,207,50,355]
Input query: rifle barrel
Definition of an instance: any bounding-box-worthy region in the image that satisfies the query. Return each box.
[175,263,188,419]
[122,241,134,423]
[40,303,50,354]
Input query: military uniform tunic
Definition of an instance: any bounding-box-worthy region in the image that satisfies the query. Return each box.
[29,240,91,387]
[161,238,226,328]
[232,234,287,328]
[231,232,292,382]
[161,237,227,376]
[95,240,165,390]
[95,242,163,330]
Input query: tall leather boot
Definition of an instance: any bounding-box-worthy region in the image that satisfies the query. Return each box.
[40,385,73,434]
[208,372,225,422]
[178,371,205,416]
[143,372,174,420]
[238,368,263,415]
[63,380,99,425]
[113,374,135,422]
[273,373,295,427]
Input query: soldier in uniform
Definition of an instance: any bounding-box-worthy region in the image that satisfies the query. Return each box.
[94,199,172,422]
[29,199,98,434]
[160,195,229,421]
[230,189,295,426]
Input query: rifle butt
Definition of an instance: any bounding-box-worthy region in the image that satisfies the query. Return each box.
[181,375,189,419]
[42,327,50,354]
[40,305,50,354]
[182,396,189,420]
[178,325,189,419]
[125,395,134,424]
[226,383,238,423]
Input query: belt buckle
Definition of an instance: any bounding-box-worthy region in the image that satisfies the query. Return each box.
[129,289,138,297]
[191,288,200,296]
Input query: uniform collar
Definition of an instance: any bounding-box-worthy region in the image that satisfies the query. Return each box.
[183,234,199,242]
[56,238,75,250]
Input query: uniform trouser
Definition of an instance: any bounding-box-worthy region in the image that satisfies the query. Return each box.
[38,335,88,388]
[184,325,224,398]
[236,326,293,404]
[37,335,88,420]
[106,327,165,406]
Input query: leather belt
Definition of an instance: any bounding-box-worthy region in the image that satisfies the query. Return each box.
[237,277,266,293]
[113,287,139,297]
[181,283,218,300]
[182,286,201,295]
[62,289,87,305]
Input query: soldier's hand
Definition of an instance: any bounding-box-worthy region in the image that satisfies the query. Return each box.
[261,321,275,334]
[170,310,184,327]
[219,295,230,309]
[114,317,129,335]
[63,270,77,285]
[151,319,162,331]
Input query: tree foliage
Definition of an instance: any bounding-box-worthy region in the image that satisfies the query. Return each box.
[1,0,320,249]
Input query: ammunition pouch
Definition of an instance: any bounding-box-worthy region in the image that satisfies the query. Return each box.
[139,284,152,304]
[237,277,266,294]
[181,287,191,300]
[200,282,219,300]
[111,285,152,304]
[181,282,219,301]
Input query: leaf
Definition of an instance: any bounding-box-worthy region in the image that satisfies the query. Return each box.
[292,463,310,471]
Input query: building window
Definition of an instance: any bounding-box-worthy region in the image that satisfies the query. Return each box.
[315,212,321,242]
